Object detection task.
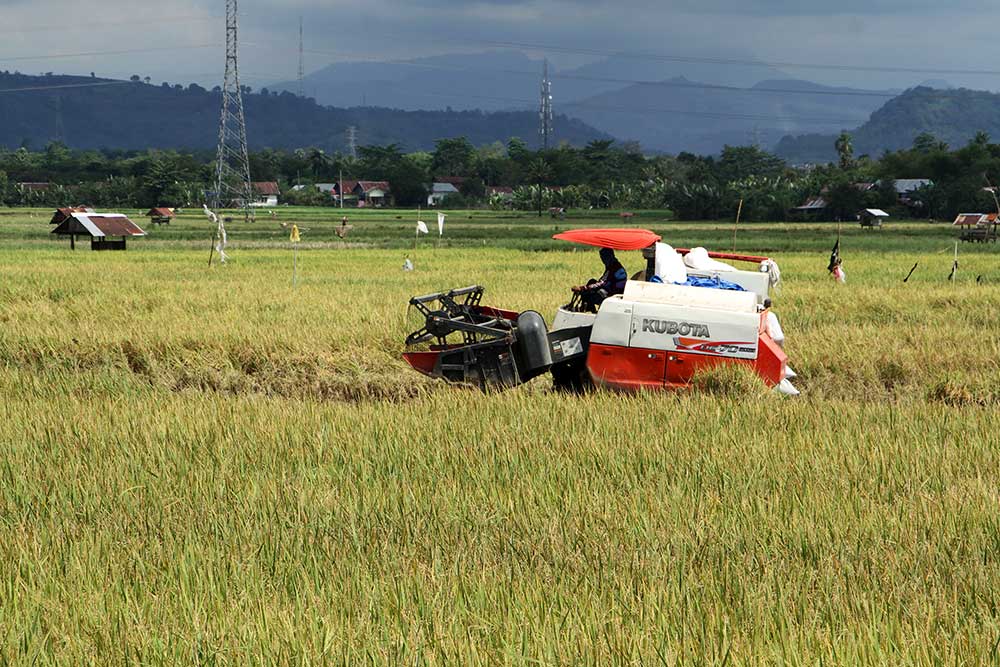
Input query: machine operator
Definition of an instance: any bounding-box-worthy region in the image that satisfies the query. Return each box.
[572,247,628,312]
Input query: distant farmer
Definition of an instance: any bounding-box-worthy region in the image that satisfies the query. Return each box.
[763,297,796,379]
[573,247,627,312]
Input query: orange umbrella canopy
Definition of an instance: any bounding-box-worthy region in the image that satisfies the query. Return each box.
[552,228,661,250]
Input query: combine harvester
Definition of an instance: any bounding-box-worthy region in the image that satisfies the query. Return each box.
[403,228,798,395]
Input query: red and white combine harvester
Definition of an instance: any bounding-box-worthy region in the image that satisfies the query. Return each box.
[403,228,798,395]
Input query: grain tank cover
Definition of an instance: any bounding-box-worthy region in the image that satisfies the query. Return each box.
[622,281,758,313]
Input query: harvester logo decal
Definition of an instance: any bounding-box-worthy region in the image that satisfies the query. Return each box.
[674,337,756,356]
[641,319,710,338]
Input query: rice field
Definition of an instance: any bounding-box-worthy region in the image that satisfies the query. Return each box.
[1,207,999,665]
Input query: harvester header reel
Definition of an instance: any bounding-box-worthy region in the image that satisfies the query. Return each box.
[404,285,513,348]
[403,286,554,390]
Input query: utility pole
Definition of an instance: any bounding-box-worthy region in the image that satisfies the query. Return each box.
[346,126,358,160]
[297,16,305,97]
[339,169,344,210]
[213,0,254,223]
[539,58,553,150]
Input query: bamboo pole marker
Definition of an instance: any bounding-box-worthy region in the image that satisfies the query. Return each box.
[732,198,743,253]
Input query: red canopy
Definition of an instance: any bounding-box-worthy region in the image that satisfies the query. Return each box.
[552,228,661,250]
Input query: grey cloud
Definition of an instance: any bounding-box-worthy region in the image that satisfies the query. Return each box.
[2,0,999,93]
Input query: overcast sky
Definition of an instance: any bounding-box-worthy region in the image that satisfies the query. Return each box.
[3,0,1000,92]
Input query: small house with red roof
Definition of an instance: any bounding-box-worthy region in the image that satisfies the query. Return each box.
[50,207,95,225]
[251,182,280,206]
[52,212,146,251]
[353,181,392,207]
[145,207,175,225]
[954,213,998,243]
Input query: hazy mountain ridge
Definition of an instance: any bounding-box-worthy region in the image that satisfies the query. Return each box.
[775,86,1000,162]
[0,72,609,152]
[276,51,902,155]
[564,77,892,154]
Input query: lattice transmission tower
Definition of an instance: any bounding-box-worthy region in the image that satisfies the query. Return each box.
[297,16,305,97]
[346,125,358,159]
[213,0,254,222]
[539,59,553,149]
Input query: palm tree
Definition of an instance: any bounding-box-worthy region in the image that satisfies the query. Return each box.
[835,132,854,171]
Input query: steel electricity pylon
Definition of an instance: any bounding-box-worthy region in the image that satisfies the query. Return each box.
[213,0,254,222]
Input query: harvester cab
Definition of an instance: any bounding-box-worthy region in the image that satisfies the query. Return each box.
[403,229,798,395]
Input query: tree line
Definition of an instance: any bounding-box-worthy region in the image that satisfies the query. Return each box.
[2,132,998,220]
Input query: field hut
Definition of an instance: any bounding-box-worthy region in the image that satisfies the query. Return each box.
[954,213,998,243]
[252,182,280,206]
[50,207,94,225]
[858,208,889,229]
[145,207,175,225]
[51,212,146,250]
[354,181,392,207]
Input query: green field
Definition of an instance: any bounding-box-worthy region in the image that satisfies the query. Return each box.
[2,207,999,664]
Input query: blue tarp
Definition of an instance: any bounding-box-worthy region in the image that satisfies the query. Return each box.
[650,275,746,291]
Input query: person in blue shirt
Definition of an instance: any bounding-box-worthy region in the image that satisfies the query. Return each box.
[572,247,628,312]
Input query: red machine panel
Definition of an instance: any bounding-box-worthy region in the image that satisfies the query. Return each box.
[588,343,666,390]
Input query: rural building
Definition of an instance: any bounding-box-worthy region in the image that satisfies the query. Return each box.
[50,207,94,225]
[891,179,932,208]
[792,196,828,218]
[858,208,889,228]
[251,182,280,207]
[434,176,467,187]
[953,213,998,243]
[354,181,391,207]
[145,207,175,225]
[332,180,359,205]
[427,182,460,206]
[51,212,146,251]
[18,182,51,193]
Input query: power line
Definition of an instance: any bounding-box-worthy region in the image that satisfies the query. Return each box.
[0,80,133,94]
[0,14,223,35]
[293,47,976,102]
[298,28,1000,78]
[0,44,216,63]
[378,88,863,125]
[466,37,1000,79]
[0,71,875,126]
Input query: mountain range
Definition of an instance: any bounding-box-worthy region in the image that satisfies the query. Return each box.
[0,72,607,152]
[775,86,1000,163]
[272,49,792,112]
[2,55,995,162]
[565,77,894,155]
[273,51,894,154]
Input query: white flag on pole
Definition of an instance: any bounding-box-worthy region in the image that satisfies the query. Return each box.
[437,212,446,236]
[416,220,429,235]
